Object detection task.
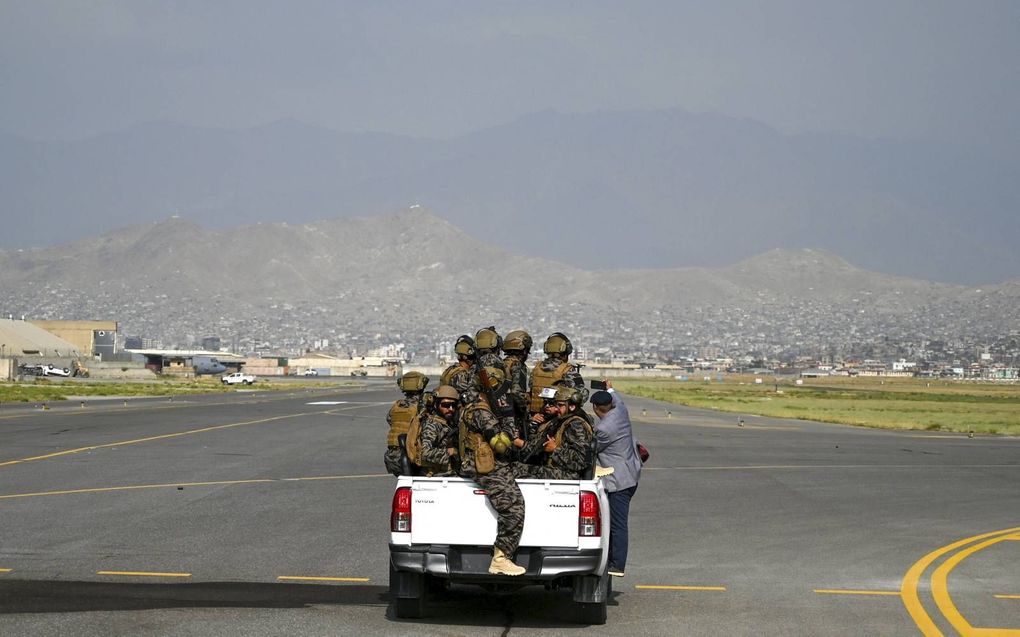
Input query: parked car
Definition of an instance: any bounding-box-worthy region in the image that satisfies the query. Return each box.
[221,372,257,385]
[21,363,72,377]
[302,369,319,376]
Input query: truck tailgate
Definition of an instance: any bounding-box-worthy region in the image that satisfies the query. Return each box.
[409,478,582,548]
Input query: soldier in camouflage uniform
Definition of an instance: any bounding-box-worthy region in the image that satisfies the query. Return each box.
[515,386,594,480]
[529,332,588,414]
[474,326,508,375]
[415,385,460,476]
[383,371,429,476]
[440,335,480,397]
[501,329,533,439]
[456,370,527,576]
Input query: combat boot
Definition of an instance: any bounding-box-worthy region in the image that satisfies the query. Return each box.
[488,548,526,576]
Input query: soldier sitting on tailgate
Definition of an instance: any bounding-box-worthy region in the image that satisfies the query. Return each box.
[456,371,528,576]
[383,371,429,476]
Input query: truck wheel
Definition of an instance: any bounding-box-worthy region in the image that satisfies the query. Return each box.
[576,599,607,625]
[394,595,426,619]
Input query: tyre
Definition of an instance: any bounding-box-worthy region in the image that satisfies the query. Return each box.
[244,380,252,385]
[576,600,607,625]
[394,595,425,619]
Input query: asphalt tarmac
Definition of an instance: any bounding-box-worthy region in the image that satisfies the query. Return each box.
[0,380,1017,636]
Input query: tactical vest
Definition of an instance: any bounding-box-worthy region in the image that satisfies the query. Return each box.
[457,400,495,475]
[529,361,573,413]
[386,400,420,447]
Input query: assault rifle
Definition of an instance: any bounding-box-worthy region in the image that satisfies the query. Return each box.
[475,363,515,422]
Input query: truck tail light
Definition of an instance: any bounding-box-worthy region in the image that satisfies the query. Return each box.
[391,487,412,533]
[579,491,601,537]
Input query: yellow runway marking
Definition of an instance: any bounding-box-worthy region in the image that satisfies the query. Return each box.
[277,576,370,583]
[0,474,388,500]
[931,534,1020,636]
[814,589,900,596]
[635,584,727,591]
[97,570,191,578]
[996,595,1020,600]
[901,526,1020,637]
[0,401,383,468]
[0,568,11,573]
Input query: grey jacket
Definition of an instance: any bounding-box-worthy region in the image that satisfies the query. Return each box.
[594,391,641,492]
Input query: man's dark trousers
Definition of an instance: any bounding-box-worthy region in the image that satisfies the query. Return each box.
[608,485,637,571]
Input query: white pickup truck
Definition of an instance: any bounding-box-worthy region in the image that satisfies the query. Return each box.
[220,371,257,385]
[388,474,612,623]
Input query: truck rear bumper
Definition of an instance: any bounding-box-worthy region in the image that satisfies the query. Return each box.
[390,543,603,580]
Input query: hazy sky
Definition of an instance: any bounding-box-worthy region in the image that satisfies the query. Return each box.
[2,0,1019,154]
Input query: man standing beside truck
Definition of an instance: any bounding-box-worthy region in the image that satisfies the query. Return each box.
[456,372,527,577]
[590,386,641,578]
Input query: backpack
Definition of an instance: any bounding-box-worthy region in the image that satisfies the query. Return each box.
[387,400,421,460]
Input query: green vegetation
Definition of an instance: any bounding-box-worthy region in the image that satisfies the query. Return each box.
[614,376,1020,436]
[0,377,354,404]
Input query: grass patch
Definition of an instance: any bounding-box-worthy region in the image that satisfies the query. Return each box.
[0,377,353,403]
[614,376,1020,436]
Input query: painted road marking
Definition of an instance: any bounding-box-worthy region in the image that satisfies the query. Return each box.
[931,533,1020,636]
[0,568,11,573]
[0,402,383,468]
[277,576,370,583]
[635,584,727,591]
[902,526,1020,637]
[97,570,191,578]
[996,595,1020,600]
[0,473,388,500]
[814,589,900,596]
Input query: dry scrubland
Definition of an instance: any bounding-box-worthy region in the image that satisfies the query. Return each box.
[615,376,1020,436]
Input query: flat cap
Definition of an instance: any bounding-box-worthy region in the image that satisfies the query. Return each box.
[590,390,612,406]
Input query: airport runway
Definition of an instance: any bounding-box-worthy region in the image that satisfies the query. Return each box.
[0,381,1017,636]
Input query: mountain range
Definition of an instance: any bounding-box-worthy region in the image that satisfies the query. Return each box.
[2,108,1018,285]
[1,211,1016,357]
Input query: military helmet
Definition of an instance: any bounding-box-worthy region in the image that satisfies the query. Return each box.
[398,371,429,392]
[454,335,476,358]
[502,329,532,353]
[434,385,460,401]
[474,326,502,351]
[554,385,583,406]
[543,332,573,356]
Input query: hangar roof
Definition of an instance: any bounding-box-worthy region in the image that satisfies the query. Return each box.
[125,349,246,362]
[0,318,83,358]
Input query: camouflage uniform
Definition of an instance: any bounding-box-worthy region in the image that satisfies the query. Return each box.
[383,395,422,476]
[417,410,456,476]
[516,411,594,480]
[440,362,478,396]
[457,395,525,557]
[503,353,531,434]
